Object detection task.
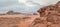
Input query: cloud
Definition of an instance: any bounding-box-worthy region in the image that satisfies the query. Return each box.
[18,0,36,7]
[18,0,27,3]
[31,0,60,5]
[18,0,60,5]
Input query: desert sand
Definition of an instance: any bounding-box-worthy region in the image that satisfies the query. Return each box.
[0,14,40,27]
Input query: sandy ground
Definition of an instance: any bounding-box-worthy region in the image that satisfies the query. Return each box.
[0,14,40,27]
[0,14,60,27]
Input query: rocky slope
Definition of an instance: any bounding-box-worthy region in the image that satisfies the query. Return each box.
[36,1,60,27]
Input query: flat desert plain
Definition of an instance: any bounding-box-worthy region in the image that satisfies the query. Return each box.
[0,14,40,27]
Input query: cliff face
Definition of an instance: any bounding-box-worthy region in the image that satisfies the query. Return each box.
[28,1,60,27]
[38,1,60,17]
[36,1,60,27]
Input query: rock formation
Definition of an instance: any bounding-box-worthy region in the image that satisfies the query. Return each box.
[6,11,20,14]
[29,1,60,27]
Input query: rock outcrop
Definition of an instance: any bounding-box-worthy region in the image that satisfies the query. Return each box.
[6,11,20,14]
[29,1,60,27]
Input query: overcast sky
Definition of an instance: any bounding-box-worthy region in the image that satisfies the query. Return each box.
[0,0,60,14]
[18,0,60,5]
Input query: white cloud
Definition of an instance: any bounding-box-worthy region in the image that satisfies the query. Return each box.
[18,0,27,3]
[25,3,34,7]
[32,0,60,5]
[18,0,60,5]
[18,0,37,7]
[25,2,37,7]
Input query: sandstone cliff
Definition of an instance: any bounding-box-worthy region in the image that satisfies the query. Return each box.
[28,1,60,27]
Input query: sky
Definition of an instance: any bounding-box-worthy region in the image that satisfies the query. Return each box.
[0,0,60,14]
